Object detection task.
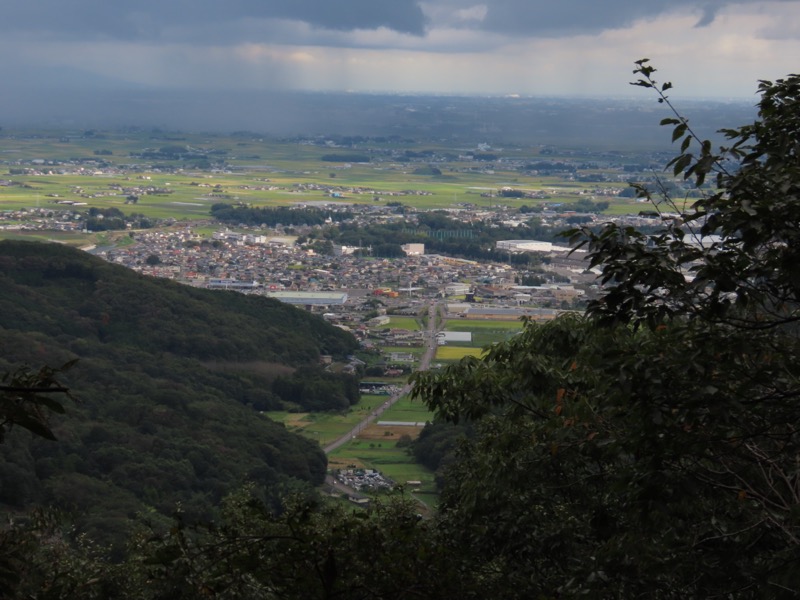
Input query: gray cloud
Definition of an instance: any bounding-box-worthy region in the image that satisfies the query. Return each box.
[4,0,799,46]
[1,0,797,107]
[694,4,719,28]
[0,0,427,42]
[439,0,799,36]
[264,0,427,34]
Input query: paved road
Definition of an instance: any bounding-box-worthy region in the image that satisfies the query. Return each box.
[323,301,442,455]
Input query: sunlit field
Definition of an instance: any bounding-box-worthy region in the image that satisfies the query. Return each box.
[377,395,432,423]
[444,319,526,347]
[435,346,485,361]
[1,129,648,226]
[387,316,422,330]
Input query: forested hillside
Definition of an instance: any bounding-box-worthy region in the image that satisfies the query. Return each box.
[0,240,358,545]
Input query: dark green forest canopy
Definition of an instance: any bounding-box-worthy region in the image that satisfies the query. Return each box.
[210,204,353,227]
[0,240,358,545]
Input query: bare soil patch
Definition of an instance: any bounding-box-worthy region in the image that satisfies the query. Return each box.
[359,423,424,440]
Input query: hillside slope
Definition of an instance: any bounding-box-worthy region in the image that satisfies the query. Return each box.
[0,240,358,544]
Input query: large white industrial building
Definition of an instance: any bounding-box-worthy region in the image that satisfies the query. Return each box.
[266,291,348,306]
[496,240,557,253]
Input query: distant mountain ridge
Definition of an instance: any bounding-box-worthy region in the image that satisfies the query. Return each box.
[0,240,358,545]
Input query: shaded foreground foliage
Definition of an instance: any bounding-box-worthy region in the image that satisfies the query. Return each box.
[411,63,800,597]
[1,362,75,444]
[4,63,800,598]
[3,489,480,600]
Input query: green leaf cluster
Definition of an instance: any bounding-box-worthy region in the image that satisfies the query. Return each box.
[1,362,74,443]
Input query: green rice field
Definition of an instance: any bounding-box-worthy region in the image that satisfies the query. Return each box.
[378,395,433,424]
[444,319,526,347]
[1,129,648,224]
[265,393,391,446]
[328,439,438,504]
[387,316,422,330]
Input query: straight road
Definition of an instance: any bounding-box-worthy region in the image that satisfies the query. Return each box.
[323,301,442,454]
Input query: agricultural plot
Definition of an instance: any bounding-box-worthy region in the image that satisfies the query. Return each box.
[381,346,426,358]
[1,129,638,223]
[269,391,437,503]
[0,230,88,244]
[265,394,389,446]
[328,436,437,500]
[263,412,351,447]
[386,316,421,330]
[444,319,526,347]
[446,319,525,331]
[435,346,485,361]
[378,395,433,424]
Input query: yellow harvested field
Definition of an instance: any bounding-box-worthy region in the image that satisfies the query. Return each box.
[435,346,485,360]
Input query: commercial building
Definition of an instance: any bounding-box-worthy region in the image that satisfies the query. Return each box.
[496,240,555,253]
[266,291,348,306]
[401,243,425,256]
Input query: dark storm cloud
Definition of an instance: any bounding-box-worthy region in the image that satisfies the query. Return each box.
[474,0,701,35]
[2,0,798,46]
[464,0,799,36]
[694,5,720,28]
[0,0,427,41]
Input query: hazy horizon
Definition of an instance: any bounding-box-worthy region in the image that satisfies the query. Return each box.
[0,89,759,152]
[1,0,797,119]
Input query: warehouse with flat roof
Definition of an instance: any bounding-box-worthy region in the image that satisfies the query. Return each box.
[266,291,348,306]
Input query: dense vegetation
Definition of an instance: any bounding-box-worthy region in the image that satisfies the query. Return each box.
[0,241,358,546]
[211,200,568,262]
[84,207,155,232]
[273,367,360,412]
[410,63,800,597]
[305,211,561,263]
[210,204,354,227]
[320,153,371,163]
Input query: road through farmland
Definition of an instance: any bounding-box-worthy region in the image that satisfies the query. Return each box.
[322,300,442,454]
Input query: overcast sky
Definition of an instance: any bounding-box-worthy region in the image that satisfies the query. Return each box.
[2,0,798,100]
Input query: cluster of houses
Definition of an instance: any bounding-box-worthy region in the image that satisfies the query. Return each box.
[88,223,598,376]
[100,226,525,301]
[0,206,85,232]
[335,468,394,492]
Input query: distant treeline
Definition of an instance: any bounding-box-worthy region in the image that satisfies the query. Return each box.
[315,211,563,263]
[410,421,472,488]
[519,198,609,213]
[211,203,354,226]
[320,153,370,163]
[273,367,360,412]
[84,206,155,231]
